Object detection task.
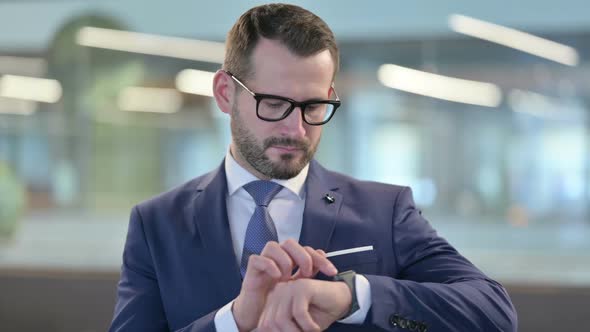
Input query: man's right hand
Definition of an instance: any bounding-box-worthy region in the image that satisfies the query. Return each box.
[232,239,338,332]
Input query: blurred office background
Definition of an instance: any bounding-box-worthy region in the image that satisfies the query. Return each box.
[0,0,589,331]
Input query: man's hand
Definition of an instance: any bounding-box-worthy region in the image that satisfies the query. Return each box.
[257,278,352,332]
[232,240,338,332]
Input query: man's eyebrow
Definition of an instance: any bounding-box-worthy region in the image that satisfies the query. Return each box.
[304,92,334,101]
[260,93,331,102]
[304,96,331,102]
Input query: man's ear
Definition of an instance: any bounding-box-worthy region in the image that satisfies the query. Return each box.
[213,70,234,115]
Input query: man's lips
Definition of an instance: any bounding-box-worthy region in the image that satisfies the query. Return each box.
[269,145,302,152]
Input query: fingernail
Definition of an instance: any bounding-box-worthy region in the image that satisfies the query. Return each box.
[330,265,338,274]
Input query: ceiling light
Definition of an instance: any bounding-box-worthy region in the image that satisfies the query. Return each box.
[0,75,62,103]
[378,64,502,107]
[77,27,225,64]
[176,69,215,97]
[449,14,579,66]
[118,86,182,113]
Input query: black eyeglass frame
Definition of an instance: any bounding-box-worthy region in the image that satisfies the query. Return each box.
[224,70,341,126]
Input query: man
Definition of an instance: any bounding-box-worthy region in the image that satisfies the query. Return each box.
[110,3,517,332]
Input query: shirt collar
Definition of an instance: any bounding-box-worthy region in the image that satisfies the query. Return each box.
[225,148,308,199]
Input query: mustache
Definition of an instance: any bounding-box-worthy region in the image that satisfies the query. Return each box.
[263,137,309,150]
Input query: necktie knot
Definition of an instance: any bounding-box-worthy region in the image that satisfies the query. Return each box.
[243,180,282,207]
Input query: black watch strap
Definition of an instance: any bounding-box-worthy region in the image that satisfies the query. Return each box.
[331,270,360,318]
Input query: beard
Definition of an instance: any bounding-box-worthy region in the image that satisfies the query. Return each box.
[230,103,318,179]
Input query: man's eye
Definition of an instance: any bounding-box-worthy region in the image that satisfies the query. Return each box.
[263,100,288,109]
[306,104,325,112]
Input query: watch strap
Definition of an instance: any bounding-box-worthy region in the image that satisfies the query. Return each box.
[331,270,360,318]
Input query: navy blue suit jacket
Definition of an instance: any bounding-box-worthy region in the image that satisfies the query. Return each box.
[110,160,517,331]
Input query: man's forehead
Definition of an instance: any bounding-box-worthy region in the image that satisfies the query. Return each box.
[249,39,334,74]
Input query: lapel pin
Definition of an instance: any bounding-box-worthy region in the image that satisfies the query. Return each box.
[324,193,335,204]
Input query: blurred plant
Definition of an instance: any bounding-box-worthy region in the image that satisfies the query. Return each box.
[0,162,26,240]
[45,14,152,209]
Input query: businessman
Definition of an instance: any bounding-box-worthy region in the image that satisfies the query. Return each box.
[110,3,517,331]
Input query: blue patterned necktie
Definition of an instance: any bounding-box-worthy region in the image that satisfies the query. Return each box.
[240,180,283,277]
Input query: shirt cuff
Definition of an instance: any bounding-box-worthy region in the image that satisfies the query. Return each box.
[337,274,372,324]
[214,300,240,332]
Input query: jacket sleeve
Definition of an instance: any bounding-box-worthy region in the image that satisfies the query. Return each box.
[364,187,518,331]
[109,206,217,332]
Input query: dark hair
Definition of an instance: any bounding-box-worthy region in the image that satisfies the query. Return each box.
[223,3,339,81]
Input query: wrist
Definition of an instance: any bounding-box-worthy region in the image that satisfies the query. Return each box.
[332,281,353,319]
[232,297,257,332]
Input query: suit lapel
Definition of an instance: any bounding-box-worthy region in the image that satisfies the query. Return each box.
[191,161,242,302]
[299,160,343,251]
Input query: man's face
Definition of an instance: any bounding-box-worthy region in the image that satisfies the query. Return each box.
[230,38,335,180]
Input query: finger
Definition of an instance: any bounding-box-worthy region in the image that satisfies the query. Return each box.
[291,248,336,279]
[292,285,321,332]
[293,246,337,279]
[309,247,338,276]
[244,255,282,284]
[291,247,321,279]
[310,249,326,277]
[281,239,313,278]
[261,241,295,280]
[308,248,332,277]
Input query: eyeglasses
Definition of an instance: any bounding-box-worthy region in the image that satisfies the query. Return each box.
[225,70,341,126]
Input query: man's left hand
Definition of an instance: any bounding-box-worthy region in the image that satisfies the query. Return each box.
[257,278,352,332]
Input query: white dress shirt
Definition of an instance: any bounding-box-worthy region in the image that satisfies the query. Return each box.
[214,150,371,331]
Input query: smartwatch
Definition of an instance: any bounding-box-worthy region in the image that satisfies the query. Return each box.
[332,270,360,317]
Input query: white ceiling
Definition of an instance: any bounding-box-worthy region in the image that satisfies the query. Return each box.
[0,0,589,52]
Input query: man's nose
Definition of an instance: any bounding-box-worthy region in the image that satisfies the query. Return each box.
[280,106,306,137]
